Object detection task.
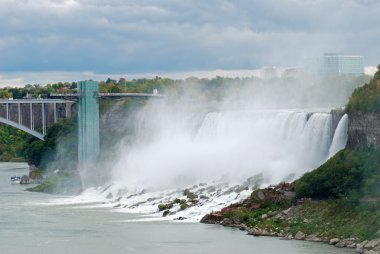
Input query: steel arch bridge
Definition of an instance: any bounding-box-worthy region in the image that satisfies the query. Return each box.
[0,99,74,140]
[0,81,164,164]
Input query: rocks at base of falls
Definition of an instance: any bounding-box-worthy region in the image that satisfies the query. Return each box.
[329,238,380,253]
[109,179,255,220]
[201,182,297,235]
[152,181,255,219]
[362,251,380,254]
[156,190,197,217]
[20,175,30,184]
[294,231,306,240]
[329,238,340,245]
[201,182,296,223]
[200,213,223,224]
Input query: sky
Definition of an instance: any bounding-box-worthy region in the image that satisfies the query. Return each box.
[0,0,379,86]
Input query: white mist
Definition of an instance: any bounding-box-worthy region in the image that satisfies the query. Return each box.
[111,108,338,191]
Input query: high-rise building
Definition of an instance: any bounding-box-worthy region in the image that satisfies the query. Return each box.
[306,53,364,76]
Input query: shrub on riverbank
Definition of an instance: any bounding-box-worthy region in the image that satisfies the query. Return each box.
[294,149,380,200]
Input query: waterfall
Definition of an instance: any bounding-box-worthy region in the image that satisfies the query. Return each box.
[72,109,348,221]
[195,110,334,181]
[123,109,343,187]
[328,114,348,157]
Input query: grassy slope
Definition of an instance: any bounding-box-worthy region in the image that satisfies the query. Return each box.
[224,200,380,241]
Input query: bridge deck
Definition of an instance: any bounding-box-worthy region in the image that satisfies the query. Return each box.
[0,99,72,103]
[50,93,78,97]
[98,93,165,97]
[50,93,165,98]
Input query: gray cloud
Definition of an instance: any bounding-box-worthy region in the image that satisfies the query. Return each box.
[0,0,378,74]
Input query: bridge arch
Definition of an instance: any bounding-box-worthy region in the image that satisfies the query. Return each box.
[0,99,74,141]
[0,116,44,140]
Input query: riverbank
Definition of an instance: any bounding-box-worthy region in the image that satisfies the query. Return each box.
[200,185,380,253]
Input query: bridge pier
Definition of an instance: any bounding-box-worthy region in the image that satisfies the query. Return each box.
[42,103,46,136]
[18,103,21,124]
[6,103,9,119]
[78,80,100,165]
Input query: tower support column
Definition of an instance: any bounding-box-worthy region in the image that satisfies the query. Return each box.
[78,80,100,165]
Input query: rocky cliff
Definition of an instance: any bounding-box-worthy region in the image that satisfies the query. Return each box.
[347,111,380,150]
[330,108,345,132]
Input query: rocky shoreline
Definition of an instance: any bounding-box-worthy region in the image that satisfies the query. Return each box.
[200,183,380,254]
[202,208,380,254]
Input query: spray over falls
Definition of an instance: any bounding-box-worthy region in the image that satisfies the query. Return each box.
[78,108,348,221]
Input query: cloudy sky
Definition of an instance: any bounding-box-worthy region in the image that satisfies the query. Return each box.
[0,0,379,85]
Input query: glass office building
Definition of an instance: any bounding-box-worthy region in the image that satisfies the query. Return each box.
[306,53,364,76]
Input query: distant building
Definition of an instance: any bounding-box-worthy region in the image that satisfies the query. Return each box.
[305,53,364,76]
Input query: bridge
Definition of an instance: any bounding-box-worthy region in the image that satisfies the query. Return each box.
[0,80,163,164]
[0,98,73,140]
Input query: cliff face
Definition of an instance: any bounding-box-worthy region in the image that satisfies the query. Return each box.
[330,108,345,132]
[347,111,380,150]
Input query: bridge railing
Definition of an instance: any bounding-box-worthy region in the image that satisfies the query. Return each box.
[49,93,78,97]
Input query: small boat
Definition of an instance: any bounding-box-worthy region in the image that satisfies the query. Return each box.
[11,176,21,184]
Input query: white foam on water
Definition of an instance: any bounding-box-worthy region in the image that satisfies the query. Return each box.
[94,181,254,222]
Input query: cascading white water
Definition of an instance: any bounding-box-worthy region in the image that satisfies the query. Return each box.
[195,110,334,181]
[73,109,348,221]
[328,114,349,157]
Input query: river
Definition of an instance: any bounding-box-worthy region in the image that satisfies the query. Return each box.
[0,162,353,254]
